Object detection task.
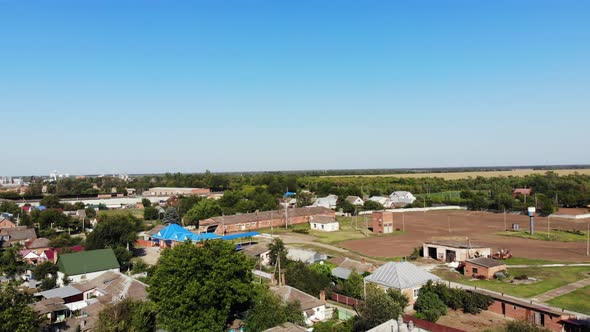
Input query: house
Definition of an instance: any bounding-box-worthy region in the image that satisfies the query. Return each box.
[270,285,327,325]
[26,237,52,253]
[35,286,84,304]
[389,191,416,207]
[309,215,339,232]
[513,188,532,198]
[345,196,364,206]
[464,257,507,279]
[148,223,221,248]
[241,243,271,265]
[0,217,16,229]
[31,297,71,327]
[329,257,376,280]
[0,226,37,247]
[263,322,308,332]
[311,194,338,209]
[57,249,120,285]
[366,316,428,332]
[423,240,492,263]
[371,211,394,234]
[71,271,148,302]
[364,262,440,304]
[287,248,327,264]
[368,196,394,209]
[199,206,335,235]
[144,187,211,197]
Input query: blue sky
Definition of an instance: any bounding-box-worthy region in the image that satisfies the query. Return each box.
[1,1,589,175]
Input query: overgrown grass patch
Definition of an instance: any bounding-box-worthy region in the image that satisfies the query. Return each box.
[495,230,587,242]
[547,285,590,315]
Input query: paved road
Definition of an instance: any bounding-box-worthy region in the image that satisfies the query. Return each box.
[532,278,590,302]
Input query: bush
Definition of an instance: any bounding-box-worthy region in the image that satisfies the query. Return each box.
[514,275,528,280]
[414,291,447,322]
[462,292,493,314]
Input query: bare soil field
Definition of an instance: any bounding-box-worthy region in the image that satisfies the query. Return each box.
[322,168,590,179]
[339,210,590,262]
[555,207,590,215]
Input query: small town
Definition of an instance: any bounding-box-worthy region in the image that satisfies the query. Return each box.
[1,1,589,332]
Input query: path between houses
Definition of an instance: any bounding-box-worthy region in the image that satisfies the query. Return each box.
[532,278,590,302]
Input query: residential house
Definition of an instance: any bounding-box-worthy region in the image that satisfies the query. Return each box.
[0,217,16,229]
[312,194,339,209]
[287,248,327,264]
[513,188,532,198]
[366,316,429,332]
[423,240,492,263]
[345,196,364,206]
[0,226,37,247]
[34,286,84,305]
[31,297,71,327]
[263,322,308,332]
[26,237,52,253]
[270,285,327,325]
[309,215,339,232]
[329,257,375,280]
[464,257,507,279]
[368,196,394,209]
[241,243,271,266]
[199,206,335,235]
[364,262,440,304]
[57,249,120,285]
[389,191,416,207]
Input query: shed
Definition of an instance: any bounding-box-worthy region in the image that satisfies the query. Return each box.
[464,257,507,280]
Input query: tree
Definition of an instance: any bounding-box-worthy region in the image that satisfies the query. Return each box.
[0,283,41,332]
[85,207,97,219]
[141,198,151,208]
[356,284,402,329]
[414,291,447,322]
[0,245,27,278]
[285,260,332,297]
[505,320,552,332]
[85,213,140,265]
[96,299,157,332]
[32,261,58,290]
[244,285,304,332]
[162,207,180,224]
[38,209,75,230]
[40,194,63,209]
[0,201,20,215]
[267,238,288,267]
[177,195,203,217]
[148,241,255,332]
[143,206,159,221]
[468,194,489,211]
[363,200,384,211]
[183,199,222,227]
[337,198,356,215]
[493,193,514,211]
[386,289,409,310]
[340,271,363,299]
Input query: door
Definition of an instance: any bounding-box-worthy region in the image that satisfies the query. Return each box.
[446,250,456,262]
[428,247,437,259]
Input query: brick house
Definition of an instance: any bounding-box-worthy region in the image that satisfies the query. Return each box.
[0,217,17,229]
[463,257,506,279]
[199,207,335,235]
[371,211,394,234]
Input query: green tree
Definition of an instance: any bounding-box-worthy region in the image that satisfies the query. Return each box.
[183,199,222,227]
[40,194,63,209]
[386,289,409,310]
[85,207,97,219]
[141,198,151,208]
[340,271,363,299]
[414,291,447,322]
[85,213,140,265]
[148,241,255,332]
[38,209,74,230]
[356,284,402,329]
[143,206,159,221]
[162,207,180,224]
[494,192,514,211]
[337,198,356,214]
[0,283,41,332]
[32,261,58,288]
[177,195,202,217]
[0,201,20,215]
[468,194,489,211]
[96,299,157,332]
[267,238,288,266]
[363,200,384,211]
[0,245,27,278]
[244,285,304,332]
[285,260,332,297]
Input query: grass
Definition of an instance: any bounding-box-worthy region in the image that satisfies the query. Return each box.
[415,191,461,200]
[99,208,144,220]
[502,257,565,266]
[496,230,587,242]
[433,266,590,298]
[548,285,590,315]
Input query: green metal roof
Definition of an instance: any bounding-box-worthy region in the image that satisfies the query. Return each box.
[57,248,120,276]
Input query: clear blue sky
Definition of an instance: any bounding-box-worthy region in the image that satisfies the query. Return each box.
[1,1,589,175]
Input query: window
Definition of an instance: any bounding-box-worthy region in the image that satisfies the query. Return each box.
[472,267,478,274]
[413,288,420,298]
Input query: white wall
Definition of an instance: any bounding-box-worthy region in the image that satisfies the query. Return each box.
[57,268,120,286]
[310,222,339,232]
[305,305,326,325]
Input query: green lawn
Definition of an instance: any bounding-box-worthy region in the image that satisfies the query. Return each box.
[434,266,590,298]
[548,285,590,315]
[99,208,144,220]
[503,257,564,266]
[496,230,587,242]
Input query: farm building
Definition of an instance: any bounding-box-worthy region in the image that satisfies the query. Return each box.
[309,215,339,232]
[144,187,211,197]
[198,207,334,234]
[371,211,394,234]
[464,257,506,280]
[364,262,440,304]
[423,240,491,262]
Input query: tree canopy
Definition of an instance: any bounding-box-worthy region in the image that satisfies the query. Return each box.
[148,241,255,332]
[85,213,141,266]
[183,199,222,227]
[96,299,157,332]
[0,283,41,332]
[244,285,304,332]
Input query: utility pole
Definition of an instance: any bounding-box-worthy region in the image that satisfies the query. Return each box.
[503,209,507,231]
[284,203,288,230]
[587,223,589,257]
[402,213,405,232]
[448,216,451,233]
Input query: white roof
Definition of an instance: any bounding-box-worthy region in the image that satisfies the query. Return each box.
[364,262,440,290]
[35,285,82,299]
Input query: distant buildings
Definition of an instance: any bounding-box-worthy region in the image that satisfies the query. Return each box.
[368,196,394,208]
[309,215,339,232]
[389,191,416,207]
[143,187,211,197]
[345,196,364,206]
[312,194,338,209]
[513,188,532,198]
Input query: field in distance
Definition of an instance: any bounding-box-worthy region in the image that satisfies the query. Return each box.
[321,168,590,180]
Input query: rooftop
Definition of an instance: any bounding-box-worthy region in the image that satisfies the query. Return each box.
[201,206,334,226]
[310,215,338,224]
[57,249,120,276]
[270,285,323,311]
[35,285,82,299]
[365,262,440,290]
[31,297,68,315]
[466,257,506,268]
[424,240,488,249]
[263,322,308,332]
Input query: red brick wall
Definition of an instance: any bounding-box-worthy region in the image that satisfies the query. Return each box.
[213,215,320,235]
[487,300,566,331]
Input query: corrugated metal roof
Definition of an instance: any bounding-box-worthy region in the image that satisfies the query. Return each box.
[364,262,440,290]
[331,267,352,280]
[35,285,82,299]
[222,232,260,241]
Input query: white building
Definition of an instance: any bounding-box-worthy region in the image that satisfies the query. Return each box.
[389,191,416,206]
[56,249,120,286]
[312,194,338,209]
[345,195,365,206]
[309,215,339,232]
[369,196,394,208]
[271,285,327,325]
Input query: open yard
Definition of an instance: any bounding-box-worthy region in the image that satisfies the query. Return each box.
[433,266,590,298]
[321,168,590,179]
[548,285,590,315]
[339,210,590,262]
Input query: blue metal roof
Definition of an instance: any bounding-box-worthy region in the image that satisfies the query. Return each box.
[222,231,260,241]
[152,224,221,242]
[283,192,296,197]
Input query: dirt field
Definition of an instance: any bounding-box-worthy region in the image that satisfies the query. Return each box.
[339,210,590,262]
[322,168,590,180]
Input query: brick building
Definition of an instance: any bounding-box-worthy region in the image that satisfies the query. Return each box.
[371,211,394,234]
[199,207,335,235]
[464,257,506,279]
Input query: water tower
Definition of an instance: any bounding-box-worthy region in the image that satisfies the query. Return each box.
[527,207,536,235]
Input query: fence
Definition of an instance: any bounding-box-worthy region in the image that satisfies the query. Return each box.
[403,315,466,332]
[135,239,155,247]
[330,293,362,307]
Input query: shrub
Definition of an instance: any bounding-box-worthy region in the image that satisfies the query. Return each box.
[514,275,528,280]
[414,291,447,322]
